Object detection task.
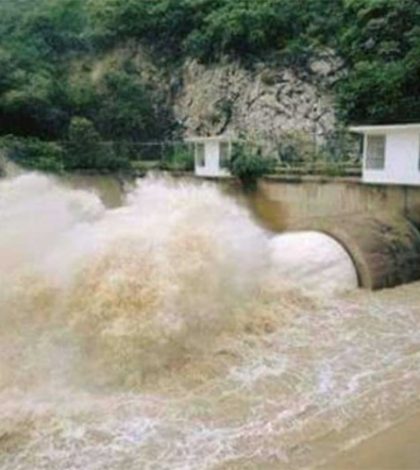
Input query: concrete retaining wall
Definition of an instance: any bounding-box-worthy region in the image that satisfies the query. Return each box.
[311,215,420,289]
[258,176,420,229]
[256,176,420,289]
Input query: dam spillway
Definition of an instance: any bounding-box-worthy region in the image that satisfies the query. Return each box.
[266,215,420,292]
[298,215,420,290]
[269,231,359,291]
[2,173,420,469]
[253,177,420,290]
[3,168,420,292]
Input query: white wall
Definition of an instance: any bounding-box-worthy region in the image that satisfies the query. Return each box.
[195,141,231,178]
[364,129,420,186]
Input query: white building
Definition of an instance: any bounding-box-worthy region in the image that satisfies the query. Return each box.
[186,136,234,178]
[350,123,420,186]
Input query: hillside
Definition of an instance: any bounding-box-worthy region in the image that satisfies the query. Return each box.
[0,0,419,169]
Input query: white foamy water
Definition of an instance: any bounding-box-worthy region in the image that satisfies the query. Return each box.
[1,173,420,470]
[269,232,359,291]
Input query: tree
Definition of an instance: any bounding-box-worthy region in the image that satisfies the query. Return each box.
[336,0,420,123]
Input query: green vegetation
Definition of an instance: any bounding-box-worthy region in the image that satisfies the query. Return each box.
[64,117,130,171]
[1,132,130,174]
[0,0,419,172]
[161,145,195,172]
[2,136,65,173]
[0,0,174,171]
[229,143,277,189]
[276,130,359,165]
[336,0,420,123]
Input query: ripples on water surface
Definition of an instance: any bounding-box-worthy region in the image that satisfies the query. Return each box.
[1,173,420,469]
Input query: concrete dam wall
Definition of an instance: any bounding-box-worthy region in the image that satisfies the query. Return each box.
[312,215,420,290]
[255,176,420,289]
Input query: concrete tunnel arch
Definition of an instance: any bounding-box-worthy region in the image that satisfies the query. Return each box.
[303,215,420,290]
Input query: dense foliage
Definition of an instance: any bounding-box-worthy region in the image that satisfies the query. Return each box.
[0,0,419,170]
[229,143,277,189]
[0,0,174,171]
[2,136,65,173]
[336,0,420,123]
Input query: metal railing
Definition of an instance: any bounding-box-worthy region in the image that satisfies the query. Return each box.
[1,130,364,176]
[78,141,192,162]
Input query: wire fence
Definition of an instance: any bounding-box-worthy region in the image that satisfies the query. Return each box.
[252,130,362,163]
[56,140,195,172]
[65,141,192,163]
[70,130,363,163]
[269,130,363,176]
[1,130,364,176]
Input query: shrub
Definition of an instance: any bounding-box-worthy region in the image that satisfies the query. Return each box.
[228,143,276,189]
[95,71,164,142]
[276,132,317,164]
[2,135,64,173]
[323,161,347,178]
[161,145,194,172]
[184,0,303,61]
[65,116,102,169]
[64,116,129,171]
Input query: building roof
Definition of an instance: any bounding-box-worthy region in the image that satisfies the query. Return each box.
[350,123,420,133]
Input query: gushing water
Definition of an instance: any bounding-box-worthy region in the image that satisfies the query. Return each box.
[269,231,358,290]
[1,173,419,470]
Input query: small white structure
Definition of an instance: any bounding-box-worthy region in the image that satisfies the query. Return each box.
[186,136,234,178]
[350,123,420,186]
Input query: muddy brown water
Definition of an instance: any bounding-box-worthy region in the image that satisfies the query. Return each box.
[0,172,419,470]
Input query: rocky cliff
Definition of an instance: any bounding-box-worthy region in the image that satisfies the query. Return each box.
[173,52,344,144]
[66,44,346,147]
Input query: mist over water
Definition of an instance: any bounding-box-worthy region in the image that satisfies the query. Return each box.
[270,232,358,291]
[1,173,420,469]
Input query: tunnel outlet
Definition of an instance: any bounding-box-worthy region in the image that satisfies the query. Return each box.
[306,215,420,290]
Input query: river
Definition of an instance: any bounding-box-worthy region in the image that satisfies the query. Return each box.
[1,172,420,469]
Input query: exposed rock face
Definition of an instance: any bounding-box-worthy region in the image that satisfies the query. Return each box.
[80,45,345,144]
[174,53,344,144]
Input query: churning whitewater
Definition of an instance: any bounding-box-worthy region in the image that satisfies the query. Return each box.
[1,173,420,470]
